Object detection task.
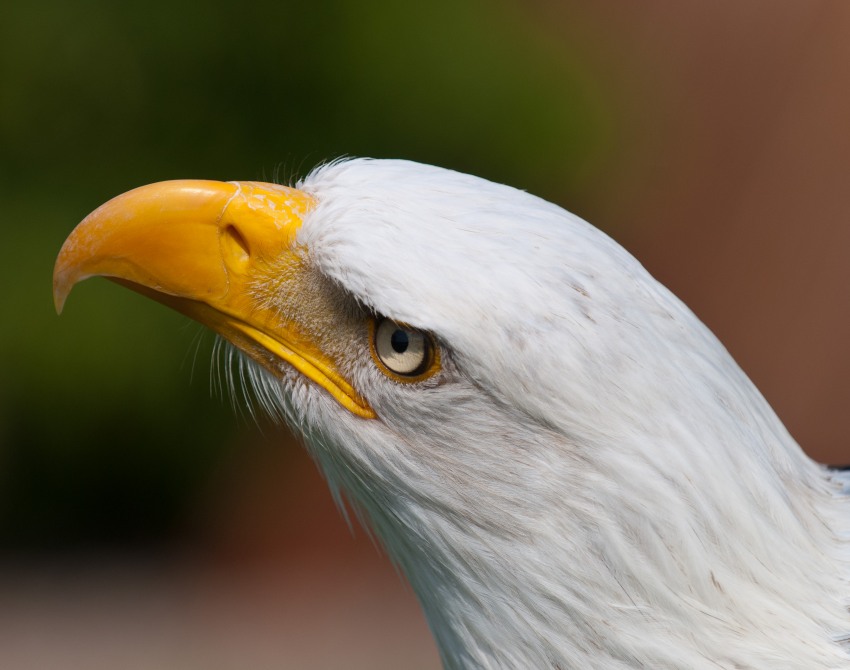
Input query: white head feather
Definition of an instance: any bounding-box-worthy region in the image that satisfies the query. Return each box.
[236,158,850,669]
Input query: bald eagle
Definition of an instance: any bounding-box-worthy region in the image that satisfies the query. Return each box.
[54,159,850,669]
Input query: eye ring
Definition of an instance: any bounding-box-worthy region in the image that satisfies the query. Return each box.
[369,317,440,382]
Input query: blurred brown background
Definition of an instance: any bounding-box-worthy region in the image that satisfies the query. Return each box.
[1,1,849,668]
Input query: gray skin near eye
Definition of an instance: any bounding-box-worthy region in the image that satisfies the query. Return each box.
[375,319,428,375]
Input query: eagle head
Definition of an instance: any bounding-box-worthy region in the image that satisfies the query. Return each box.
[54,159,850,668]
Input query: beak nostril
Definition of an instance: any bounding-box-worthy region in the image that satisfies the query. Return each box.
[222,224,250,264]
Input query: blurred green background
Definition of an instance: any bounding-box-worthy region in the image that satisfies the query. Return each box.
[3,1,850,667]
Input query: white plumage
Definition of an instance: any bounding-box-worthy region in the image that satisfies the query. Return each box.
[56,159,850,668]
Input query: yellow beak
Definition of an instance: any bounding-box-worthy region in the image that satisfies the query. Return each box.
[53,180,375,419]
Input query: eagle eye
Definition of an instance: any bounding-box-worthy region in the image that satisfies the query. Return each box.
[370,318,439,381]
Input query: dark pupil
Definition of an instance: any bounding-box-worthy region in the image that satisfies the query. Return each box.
[390,329,409,353]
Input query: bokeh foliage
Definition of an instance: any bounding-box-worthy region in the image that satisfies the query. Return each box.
[0,0,615,550]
